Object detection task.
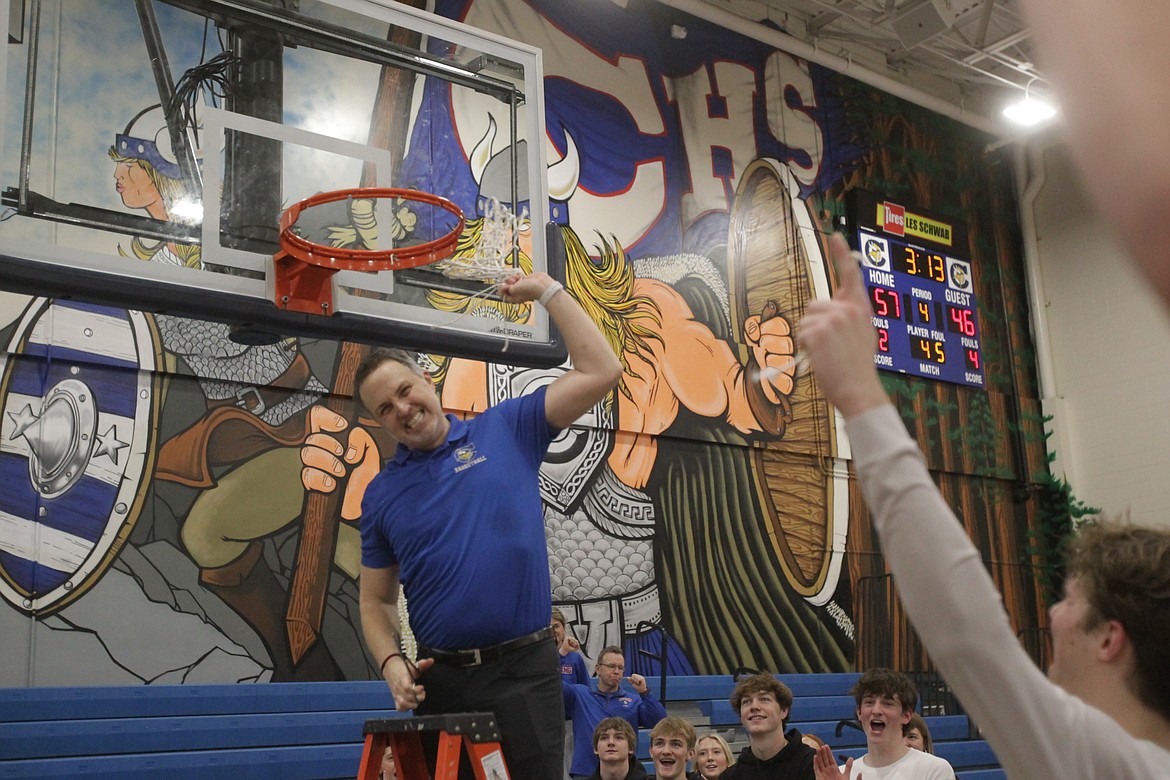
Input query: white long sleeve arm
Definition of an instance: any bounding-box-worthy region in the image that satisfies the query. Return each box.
[847,404,1169,780]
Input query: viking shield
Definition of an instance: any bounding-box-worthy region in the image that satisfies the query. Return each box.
[727,159,849,606]
[0,299,162,615]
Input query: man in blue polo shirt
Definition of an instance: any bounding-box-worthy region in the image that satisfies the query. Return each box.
[352,270,622,780]
[565,646,668,778]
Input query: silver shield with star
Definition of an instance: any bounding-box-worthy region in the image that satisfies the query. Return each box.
[0,299,161,615]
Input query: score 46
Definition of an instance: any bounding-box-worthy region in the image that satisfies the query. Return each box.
[947,305,977,337]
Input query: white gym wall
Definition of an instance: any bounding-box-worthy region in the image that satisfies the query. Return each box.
[1024,140,1170,528]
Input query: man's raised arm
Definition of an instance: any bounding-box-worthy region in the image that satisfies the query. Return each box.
[500,271,623,429]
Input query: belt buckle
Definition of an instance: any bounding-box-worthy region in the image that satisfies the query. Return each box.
[234,386,266,415]
[468,648,482,666]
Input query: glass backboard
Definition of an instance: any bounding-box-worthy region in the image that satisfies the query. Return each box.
[0,0,565,366]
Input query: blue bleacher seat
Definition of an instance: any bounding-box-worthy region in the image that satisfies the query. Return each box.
[960,770,1007,780]
[0,744,365,780]
[0,680,390,723]
[0,682,403,780]
[795,714,968,748]
[933,740,999,769]
[0,710,398,760]
[0,673,1003,779]
[700,694,857,725]
[658,673,861,703]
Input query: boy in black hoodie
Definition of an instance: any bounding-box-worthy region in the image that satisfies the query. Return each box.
[720,674,815,780]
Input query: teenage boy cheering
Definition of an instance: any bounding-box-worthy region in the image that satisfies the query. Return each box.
[799,233,1170,780]
[648,717,696,780]
[813,669,953,779]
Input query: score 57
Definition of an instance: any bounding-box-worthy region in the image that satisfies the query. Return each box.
[870,286,901,319]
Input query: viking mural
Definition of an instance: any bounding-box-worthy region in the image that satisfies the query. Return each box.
[0,0,1045,687]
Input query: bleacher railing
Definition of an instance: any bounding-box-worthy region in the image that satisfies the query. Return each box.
[634,620,668,702]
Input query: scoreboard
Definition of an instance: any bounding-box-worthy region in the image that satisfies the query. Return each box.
[847,191,985,389]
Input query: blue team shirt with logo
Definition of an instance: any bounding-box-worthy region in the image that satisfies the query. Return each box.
[360,387,555,649]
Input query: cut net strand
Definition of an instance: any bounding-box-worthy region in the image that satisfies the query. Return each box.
[433,197,526,282]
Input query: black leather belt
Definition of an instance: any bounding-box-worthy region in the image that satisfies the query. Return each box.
[419,626,554,667]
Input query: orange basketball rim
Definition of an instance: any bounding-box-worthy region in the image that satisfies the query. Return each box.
[273,187,464,315]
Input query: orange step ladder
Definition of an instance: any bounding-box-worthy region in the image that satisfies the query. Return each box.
[356,712,510,780]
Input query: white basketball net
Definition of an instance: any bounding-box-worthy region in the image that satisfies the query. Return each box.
[433,197,526,282]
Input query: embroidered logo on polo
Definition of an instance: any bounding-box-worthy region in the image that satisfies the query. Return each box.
[452,443,487,473]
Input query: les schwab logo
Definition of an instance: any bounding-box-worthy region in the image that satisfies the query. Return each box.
[878,200,953,246]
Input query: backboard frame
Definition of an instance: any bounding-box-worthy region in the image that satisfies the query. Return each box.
[0,0,568,367]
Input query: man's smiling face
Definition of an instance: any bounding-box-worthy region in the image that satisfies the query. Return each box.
[359,360,450,452]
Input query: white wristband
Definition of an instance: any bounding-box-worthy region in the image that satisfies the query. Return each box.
[537,280,564,307]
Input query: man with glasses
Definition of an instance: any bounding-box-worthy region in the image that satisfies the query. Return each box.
[564,646,668,779]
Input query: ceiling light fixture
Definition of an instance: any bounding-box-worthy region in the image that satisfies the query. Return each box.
[1003,78,1057,127]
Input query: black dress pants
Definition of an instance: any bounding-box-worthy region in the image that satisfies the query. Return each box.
[416,637,564,779]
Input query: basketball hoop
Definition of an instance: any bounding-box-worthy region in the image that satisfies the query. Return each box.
[273,187,464,314]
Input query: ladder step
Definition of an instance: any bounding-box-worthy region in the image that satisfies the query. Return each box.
[357,713,510,780]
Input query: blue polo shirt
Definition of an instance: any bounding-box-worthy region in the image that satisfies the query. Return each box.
[564,680,668,776]
[360,388,556,649]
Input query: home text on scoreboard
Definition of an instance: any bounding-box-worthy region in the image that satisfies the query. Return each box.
[846,190,985,389]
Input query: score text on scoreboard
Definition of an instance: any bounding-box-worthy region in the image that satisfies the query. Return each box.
[853,214,985,389]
